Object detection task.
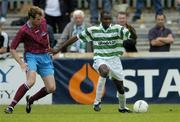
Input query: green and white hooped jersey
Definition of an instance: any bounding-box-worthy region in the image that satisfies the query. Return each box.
[77,24,130,59]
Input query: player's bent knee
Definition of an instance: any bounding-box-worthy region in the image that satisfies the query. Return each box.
[46,86,56,93]
[100,71,109,77]
[99,69,109,77]
[99,65,109,78]
[26,81,35,88]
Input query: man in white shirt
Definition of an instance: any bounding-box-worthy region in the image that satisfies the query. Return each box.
[44,0,74,33]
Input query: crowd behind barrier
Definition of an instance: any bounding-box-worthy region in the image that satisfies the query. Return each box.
[3,0,178,10]
[1,0,180,53]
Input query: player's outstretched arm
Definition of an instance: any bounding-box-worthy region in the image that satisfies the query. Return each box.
[49,36,78,55]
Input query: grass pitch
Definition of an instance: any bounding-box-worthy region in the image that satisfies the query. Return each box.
[1,104,180,122]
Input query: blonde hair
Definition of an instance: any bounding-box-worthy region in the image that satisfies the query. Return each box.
[28,6,43,19]
[72,10,85,19]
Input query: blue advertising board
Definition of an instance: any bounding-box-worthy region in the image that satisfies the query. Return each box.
[53,57,180,104]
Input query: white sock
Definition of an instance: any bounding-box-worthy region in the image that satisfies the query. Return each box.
[118,92,126,109]
[94,76,106,105]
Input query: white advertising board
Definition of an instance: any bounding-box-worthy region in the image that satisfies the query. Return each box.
[0,58,52,104]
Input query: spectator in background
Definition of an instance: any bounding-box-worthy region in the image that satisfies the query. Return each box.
[176,0,180,14]
[132,0,163,22]
[0,0,8,23]
[55,10,92,53]
[37,0,74,33]
[117,12,137,52]
[32,0,40,6]
[175,0,180,34]
[0,23,9,61]
[90,0,112,25]
[148,13,174,52]
[0,22,9,54]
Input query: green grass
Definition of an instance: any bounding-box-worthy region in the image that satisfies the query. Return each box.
[0,104,180,122]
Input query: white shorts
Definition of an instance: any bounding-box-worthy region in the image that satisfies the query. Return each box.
[93,57,124,81]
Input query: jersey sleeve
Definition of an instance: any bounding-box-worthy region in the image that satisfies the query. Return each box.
[11,29,24,49]
[77,28,93,43]
[118,26,131,40]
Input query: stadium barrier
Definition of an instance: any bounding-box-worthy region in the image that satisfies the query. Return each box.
[52,56,180,104]
[0,58,52,105]
[1,52,180,104]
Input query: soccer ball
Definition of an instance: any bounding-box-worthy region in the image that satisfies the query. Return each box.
[133,100,149,113]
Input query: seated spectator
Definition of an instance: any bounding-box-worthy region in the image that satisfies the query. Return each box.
[148,13,174,52]
[55,10,92,53]
[0,23,9,54]
[175,0,180,34]
[0,0,8,23]
[0,23,9,59]
[176,0,180,16]
[117,12,137,52]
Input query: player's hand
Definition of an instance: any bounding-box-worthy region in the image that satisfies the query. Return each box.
[48,48,59,55]
[20,62,29,72]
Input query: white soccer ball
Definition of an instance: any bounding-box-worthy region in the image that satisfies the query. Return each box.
[133,100,149,113]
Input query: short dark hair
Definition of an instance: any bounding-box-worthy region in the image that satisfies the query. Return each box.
[155,13,166,20]
[28,6,43,19]
[100,11,112,20]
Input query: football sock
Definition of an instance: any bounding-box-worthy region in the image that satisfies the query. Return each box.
[10,83,29,107]
[118,93,126,109]
[29,87,49,104]
[94,76,106,105]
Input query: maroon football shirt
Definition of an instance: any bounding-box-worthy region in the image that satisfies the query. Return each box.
[11,18,49,53]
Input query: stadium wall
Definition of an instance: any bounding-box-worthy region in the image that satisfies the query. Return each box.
[1,57,180,104]
[0,59,52,105]
[52,58,180,104]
